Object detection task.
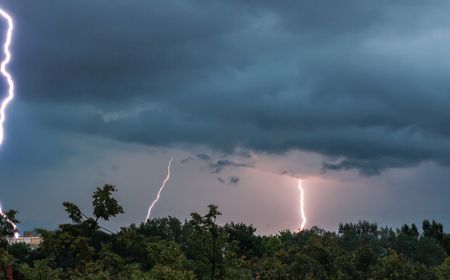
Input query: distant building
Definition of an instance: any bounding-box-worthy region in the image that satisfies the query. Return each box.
[5,231,42,249]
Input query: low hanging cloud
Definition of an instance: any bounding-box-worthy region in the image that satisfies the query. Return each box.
[229,176,240,184]
[180,157,194,164]
[196,154,212,161]
[11,0,450,175]
[209,160,253,174]
[217,176,240,185]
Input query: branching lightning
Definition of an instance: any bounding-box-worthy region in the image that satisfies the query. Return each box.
[145,157,174,221]
[298,179,307,231]
[0,8,18,238]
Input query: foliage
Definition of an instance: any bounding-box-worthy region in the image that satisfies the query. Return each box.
[0,209,18,238]
[1,185,449,279]
[92,184,124,222]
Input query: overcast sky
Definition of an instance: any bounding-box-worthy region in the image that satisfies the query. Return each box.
[0,0,449,234]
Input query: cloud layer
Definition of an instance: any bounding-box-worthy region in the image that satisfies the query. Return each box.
[7,0,450,175]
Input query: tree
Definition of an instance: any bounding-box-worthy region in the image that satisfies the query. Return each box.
[145,240,187,270]
[1,192,449,279]
[139,216,183,243]
[20,259,63,280]
[148,264,195,280]
[422,220,444,242]
[92,184,124,222]
[393,224,419,259]
[35,184,124,275]
[371,249,414,280]
[442,234,450,255]
[0,209,18,238]
[338,221,379,251]
[435,257,450,280]
[352,244,378,278]
[0,247,15,280]
[63,202,83,224]
[185,204,226,279]
[224,222,262,259]
[8,243,31,263]
[113,226,148,266]
[414,237,447,266]
[63,184,123,234]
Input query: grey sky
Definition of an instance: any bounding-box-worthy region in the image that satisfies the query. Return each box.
[0,1,449,233]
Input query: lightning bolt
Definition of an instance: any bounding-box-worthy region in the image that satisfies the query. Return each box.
[0,8,14,145]
[0,206,19,239]
[298,179,307,231]
[145,157,174,221]
[0,8,18,238]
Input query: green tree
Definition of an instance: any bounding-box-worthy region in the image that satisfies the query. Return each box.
[20,259,63,280]
[224,222,262,259]
[371,249,414,280]
[139,216,183,243]
[148,264,195,280]
[145,240,187,270]
[0,209,18,238]
[393,224,419,259]
[185,204,226,279]
[92,184,124,222]
[435,257,450,280]
[63,184,123,235]
[7,243,31,264]
[414,237,447,266]
[422,220,444,242]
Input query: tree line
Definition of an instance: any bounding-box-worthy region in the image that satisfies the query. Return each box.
[0,184,449,279]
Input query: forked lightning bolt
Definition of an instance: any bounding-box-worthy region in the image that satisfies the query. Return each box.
[0,8,18,238]
[145,157,174,221]
[298,179,307,231]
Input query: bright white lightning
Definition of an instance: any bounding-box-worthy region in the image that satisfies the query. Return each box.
[0,205,19,238]
[0,9,18,238]
[0,8,14,145]
[145,157,174,221]
[298,179,307,231]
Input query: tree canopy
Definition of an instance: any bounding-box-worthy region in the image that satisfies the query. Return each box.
[0,184,449,279]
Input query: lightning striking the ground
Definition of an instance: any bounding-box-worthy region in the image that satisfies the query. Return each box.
[298,179,307,231]
[0,206,19,238]
[0,8,18,238]
[145,157,174,221]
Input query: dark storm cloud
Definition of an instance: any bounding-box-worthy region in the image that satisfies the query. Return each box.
[9,0,450,175]
[216,176,240,185]
[196,154,211,161]
[229,176,240,184]
[180,157,194,164]
[209,160,252,174]
[0,103,77,176]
